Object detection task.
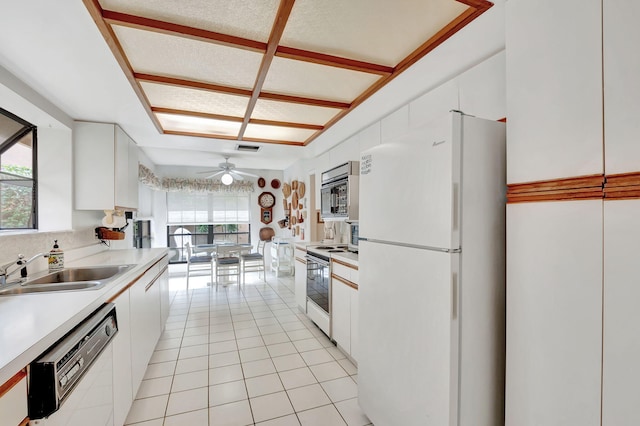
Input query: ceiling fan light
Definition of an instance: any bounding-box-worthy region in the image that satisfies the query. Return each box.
[221,173,233,185]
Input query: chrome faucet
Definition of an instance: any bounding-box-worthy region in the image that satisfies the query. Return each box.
[0,253,49,286]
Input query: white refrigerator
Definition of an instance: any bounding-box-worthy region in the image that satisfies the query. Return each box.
[358,111,506,426]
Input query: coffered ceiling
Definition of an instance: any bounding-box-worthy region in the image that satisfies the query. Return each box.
[83,0,493,147]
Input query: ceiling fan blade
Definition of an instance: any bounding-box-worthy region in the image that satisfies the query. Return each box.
[229,171,244,181]
[204,170,225,179]
[232,170,258,178]
[197,168,222,174]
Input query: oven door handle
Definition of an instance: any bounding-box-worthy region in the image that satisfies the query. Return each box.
[305,255,330,267]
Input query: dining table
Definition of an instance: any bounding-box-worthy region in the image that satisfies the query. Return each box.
[194,242,253,255]
[193,243,253,286]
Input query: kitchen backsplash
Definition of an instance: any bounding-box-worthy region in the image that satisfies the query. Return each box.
[0,226,107,275]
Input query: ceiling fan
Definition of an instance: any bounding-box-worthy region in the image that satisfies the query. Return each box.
[198,156,258,185]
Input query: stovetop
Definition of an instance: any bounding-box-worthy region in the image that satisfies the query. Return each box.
[306,244,349,256]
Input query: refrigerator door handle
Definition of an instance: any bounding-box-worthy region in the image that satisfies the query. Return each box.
[358,238,461,253]
[452,272,458,319]
[452,182,459,231]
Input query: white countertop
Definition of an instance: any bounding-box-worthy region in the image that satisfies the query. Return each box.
[0,248,167,385]
[330,251,359,265]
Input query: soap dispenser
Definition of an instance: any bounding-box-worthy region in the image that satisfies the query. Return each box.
[48,240,64,271]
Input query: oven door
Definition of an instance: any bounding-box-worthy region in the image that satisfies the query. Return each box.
[305,254,330,314]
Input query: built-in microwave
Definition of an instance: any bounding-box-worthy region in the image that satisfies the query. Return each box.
[320,161,359,221]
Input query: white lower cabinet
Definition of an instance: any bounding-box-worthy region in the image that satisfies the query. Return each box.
[294,249,307,313]
[332,278,352,354]
[506,200,603,426]
[112,289,133,426]
[130,263,163,395]
[159,266,170,329]
[350,287,359,362]
[330,259,359,363]
[602,200,640,425]
[0,371,27,426]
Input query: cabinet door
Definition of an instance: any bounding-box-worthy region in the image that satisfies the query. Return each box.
[331,278,351,354]
[602,200,640,425]
[350,286,359,362]
[127,136,139,209]
[114,127,139,210]
[114,126,129,209]
[112,290,133,426]
[74,122,115,210]
[0,371,27,426]
[159,267,170,329]
[130,268,162,394]
[506,0,603,183]
[603,0,640,174]
[294,253,307,312]
[506,200,602,426]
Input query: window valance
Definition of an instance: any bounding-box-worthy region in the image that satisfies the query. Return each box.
[139,164,254,193]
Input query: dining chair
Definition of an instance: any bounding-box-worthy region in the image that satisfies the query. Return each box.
[240,240,267,285]
[214,244,241,290]
[173,227,193,262]
[184,241,213,287]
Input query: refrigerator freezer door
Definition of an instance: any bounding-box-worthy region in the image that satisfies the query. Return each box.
[358,240,458,426]
[359,113,460,250]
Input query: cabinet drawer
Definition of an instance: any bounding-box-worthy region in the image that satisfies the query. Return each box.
[332,260,359,285]
[0,370,27,426]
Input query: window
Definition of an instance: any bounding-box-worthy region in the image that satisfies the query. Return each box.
[166,192,251,262]
[0,108,37,230]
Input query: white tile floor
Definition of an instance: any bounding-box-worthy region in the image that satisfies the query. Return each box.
[124,264,372,426]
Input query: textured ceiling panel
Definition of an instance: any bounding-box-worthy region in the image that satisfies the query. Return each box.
[252,99,341,125]
[100,0,279,42]
[113,25,262,89]
[156,112,241,137]
[262,56,381,103]
[281,0,468,66]
[85,0,490,146]
[243,123,317,142]
[141,81,249,117]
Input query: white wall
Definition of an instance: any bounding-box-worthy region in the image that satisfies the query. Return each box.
[0,65,105,270]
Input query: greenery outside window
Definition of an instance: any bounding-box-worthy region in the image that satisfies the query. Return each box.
[166,192,250,262]
[0,107,37,230]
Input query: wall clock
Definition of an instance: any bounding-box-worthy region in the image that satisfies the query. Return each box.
[258,192,275,224]
[258,192,275,208]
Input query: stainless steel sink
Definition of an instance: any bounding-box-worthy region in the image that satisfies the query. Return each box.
[0,264,134,296]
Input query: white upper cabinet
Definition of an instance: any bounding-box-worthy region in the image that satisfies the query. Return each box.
[74,121,139,211]
[603,0,640,174]
[506,0,603,184]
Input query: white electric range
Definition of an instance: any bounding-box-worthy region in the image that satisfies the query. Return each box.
[303,244,349,337]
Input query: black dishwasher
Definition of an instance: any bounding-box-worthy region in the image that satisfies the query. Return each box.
[28,303,118,420]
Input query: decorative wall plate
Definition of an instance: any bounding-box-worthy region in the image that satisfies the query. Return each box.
[271,179,281,189]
